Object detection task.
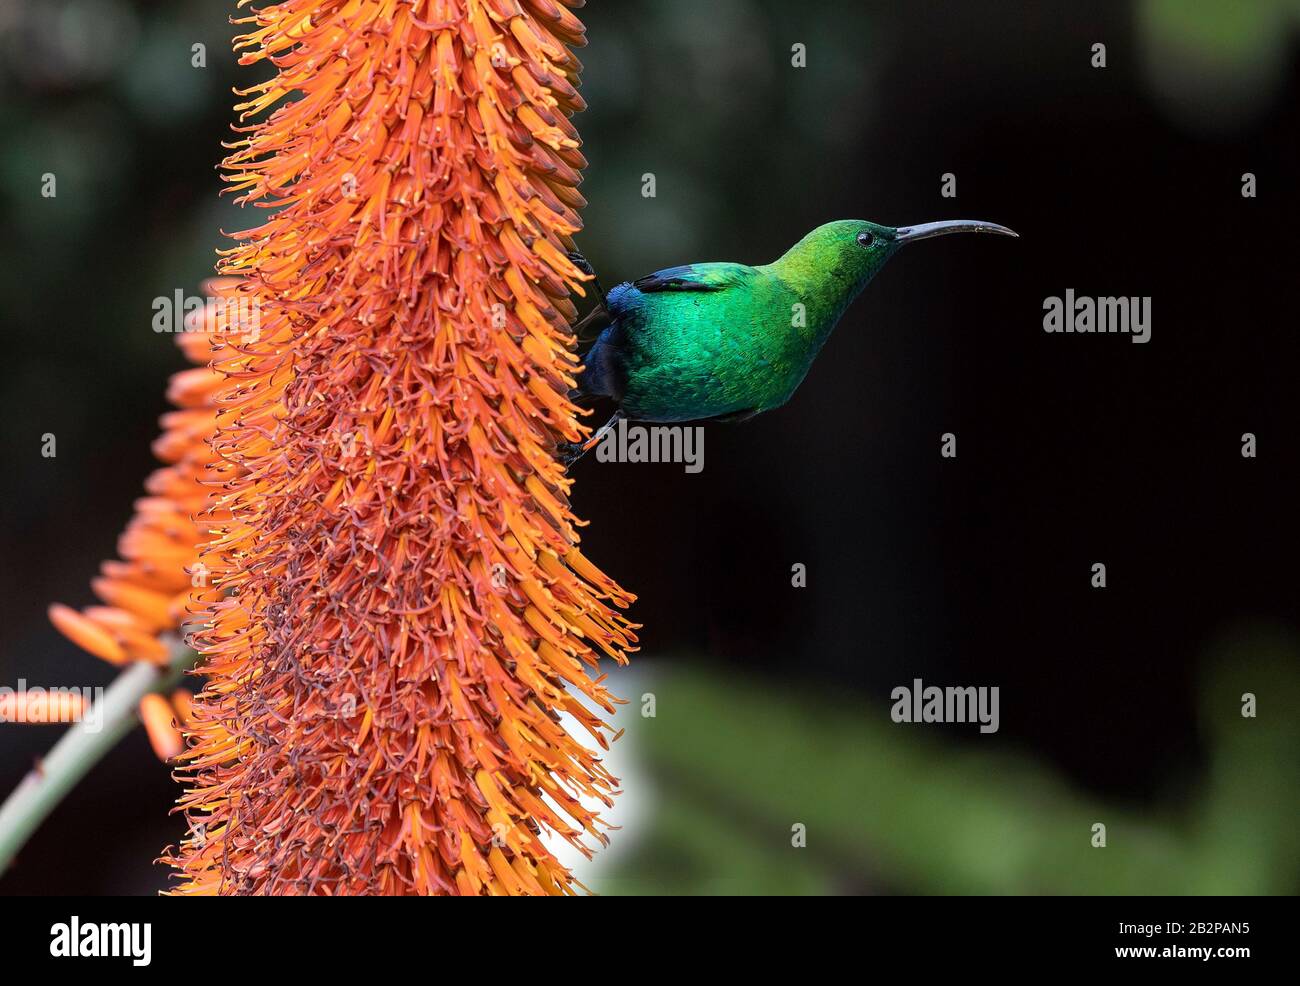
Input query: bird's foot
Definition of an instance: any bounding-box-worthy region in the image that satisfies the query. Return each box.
[556,440,588,470]
[566,250,596,278]
[555,409,625,471]
[566,249,607,303]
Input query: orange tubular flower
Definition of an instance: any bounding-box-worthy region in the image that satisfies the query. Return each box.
[161,0,636,895]
[47,287,231,747]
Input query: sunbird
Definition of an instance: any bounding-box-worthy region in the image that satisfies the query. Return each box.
[559,218,1017,466]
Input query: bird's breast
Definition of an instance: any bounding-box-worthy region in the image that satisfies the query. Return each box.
[620,299,817,420]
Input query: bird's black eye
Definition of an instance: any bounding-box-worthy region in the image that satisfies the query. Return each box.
[856,231,875,247]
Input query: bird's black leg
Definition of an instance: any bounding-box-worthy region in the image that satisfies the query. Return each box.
[557,409,625,470]
[567,250,613,342]
[567,249,608,303]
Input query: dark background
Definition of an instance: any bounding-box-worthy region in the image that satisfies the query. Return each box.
[1,0,1296,894]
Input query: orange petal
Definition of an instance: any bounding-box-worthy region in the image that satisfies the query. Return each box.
[171,689,194,728]
[48,603,128,664]
[90,578,173,632]
[140,693,184,761]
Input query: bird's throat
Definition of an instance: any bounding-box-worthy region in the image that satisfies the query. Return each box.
[768,258,867,350]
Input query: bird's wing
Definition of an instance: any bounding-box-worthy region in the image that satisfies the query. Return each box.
[578,264,752,342]
[628,262,755,294]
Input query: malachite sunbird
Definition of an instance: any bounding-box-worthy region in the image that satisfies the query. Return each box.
[559,218,1017,466]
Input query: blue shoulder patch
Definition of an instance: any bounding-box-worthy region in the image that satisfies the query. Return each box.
[607,262,754,319]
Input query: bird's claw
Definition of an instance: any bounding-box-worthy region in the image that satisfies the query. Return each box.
[566,250,596,277]
[555,441,586,470]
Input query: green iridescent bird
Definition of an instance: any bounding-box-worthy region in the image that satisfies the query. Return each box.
[560,218,1017,465]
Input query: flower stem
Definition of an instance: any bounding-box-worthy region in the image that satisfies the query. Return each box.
[0,640,196,876]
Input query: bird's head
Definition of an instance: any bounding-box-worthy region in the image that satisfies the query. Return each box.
[775,217,1018,306]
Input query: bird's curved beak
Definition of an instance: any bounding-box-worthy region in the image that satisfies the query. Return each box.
[894,220,1019,244]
